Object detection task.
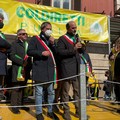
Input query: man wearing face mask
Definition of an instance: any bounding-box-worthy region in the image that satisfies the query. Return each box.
[0,13,11,102]
[57,21,81,120]
[27,22,58,120]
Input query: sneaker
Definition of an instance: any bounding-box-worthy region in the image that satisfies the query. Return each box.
[0,99,6,103]
[69,96,74,101]
[11,108,20,114]
[0,94,6,103]
[36,113,44,120]
[20,107,30,111]
[48,112,59,120]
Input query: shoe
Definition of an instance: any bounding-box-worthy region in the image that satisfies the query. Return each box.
[69,96,74,101]
[63,112,71,120]
[48,112,59,119]
[11,108,20,114]
[87,115,90,120]
[53,105,60,113]
[36,113,44,120]
[0,94,6,103]
[20,107,30,111]
[75,111,79,118]
[59,104,63,110]
[0,98,6,102]
[117,109,120,113]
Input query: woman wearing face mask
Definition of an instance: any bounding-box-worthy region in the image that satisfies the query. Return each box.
[0,13,11,102]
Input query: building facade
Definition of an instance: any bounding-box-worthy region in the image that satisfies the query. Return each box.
[17,0,116,16]
[116,0,120,9]
[17,0,81,11]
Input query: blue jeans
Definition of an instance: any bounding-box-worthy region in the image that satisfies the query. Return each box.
[35,83,55,115]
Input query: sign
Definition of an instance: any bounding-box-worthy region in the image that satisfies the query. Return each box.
[0,0,109,42]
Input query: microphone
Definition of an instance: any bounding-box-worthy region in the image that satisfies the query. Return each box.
[75,34,81,42]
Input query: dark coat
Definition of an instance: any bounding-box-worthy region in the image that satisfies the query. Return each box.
[27,35,57,83]
[9,39,31,83]
[114,52,120,82]
[0,36,11,75]
[103,80,111,93]
[57,35,80,80]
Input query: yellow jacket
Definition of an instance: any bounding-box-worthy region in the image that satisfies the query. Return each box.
[88,75,99,88]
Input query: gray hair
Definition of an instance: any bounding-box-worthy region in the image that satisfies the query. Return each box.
[40,22,51,30]
[17,29,25,35]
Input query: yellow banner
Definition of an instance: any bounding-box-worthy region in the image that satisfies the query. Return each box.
[0,0,109,42]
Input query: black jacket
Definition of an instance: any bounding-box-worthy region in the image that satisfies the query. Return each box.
[0,36,11,75]
[114,52,120,82]
[57,35,80,80]
[27,33,57,83]
[9,39,31,83]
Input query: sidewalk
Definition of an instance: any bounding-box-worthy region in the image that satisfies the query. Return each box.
[0,100,120,120]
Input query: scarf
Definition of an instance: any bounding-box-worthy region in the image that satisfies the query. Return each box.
[16,41,28,81]
[63,34,75,45]
[80,54,91,75]
[0,31,6,40]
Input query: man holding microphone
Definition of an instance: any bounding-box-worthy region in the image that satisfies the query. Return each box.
[57,21,81,120]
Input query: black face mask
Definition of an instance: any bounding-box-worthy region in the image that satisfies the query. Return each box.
[0,22,4,29]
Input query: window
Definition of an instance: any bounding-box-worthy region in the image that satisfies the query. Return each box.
[52,0,71,10]
[54,0,60,8]
[63,0,69,9]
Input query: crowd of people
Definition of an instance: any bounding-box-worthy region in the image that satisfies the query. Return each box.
[0,11,120,120]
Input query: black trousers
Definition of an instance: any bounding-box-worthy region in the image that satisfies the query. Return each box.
[11,88,23,106]
[11,82,25,107]
[0,75,4,87]
[114,84,120,102]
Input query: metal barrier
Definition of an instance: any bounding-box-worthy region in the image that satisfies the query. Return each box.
[79,64,87,120]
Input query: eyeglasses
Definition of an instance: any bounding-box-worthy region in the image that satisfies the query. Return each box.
[18,33,28,36]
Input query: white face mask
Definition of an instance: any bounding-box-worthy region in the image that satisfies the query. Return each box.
[45,30,52,37]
